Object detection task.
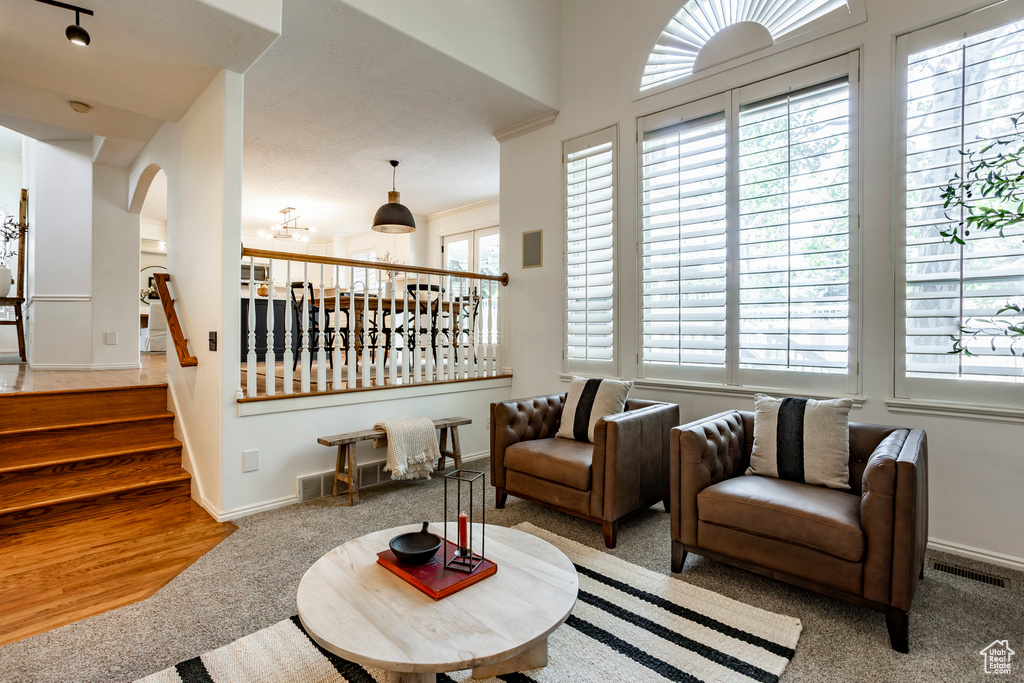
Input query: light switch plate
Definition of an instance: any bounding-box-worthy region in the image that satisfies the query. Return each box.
[242,449,259,472]
[104,332,118,345]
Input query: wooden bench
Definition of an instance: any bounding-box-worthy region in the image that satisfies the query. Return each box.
[317,417,471,506]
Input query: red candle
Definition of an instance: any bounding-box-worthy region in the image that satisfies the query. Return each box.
[458,512,468,550]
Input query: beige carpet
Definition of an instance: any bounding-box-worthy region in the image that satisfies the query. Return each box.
[1,470,1022,682]
[136,522,801,683]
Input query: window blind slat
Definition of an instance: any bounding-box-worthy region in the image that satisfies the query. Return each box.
[565,131,616,367]
[903,20,1024,383]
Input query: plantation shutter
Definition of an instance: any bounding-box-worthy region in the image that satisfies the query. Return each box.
[736,79,851,377]
[640,111,729,383]
[564,127,616,373]
[897,11,1024,403]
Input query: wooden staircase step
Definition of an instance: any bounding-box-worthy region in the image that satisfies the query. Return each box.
[0,384,169,433]
[0,414,175,462]
[0,442,182,474]
[0,445,181,483]
[0,458,190,518]
[0,478,192,537]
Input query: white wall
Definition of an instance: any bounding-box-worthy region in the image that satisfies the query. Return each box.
[500,0,1024,567]
[222,382,510,518]
[92,164,142,368]
[341,0,560,109]
[0,146,22,352]
[130,70,246,513]
[25,140,93,368]
[426,198,500,269]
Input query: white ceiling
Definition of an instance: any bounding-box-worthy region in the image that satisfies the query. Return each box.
[0,0,278,166]
[240,0,553,238]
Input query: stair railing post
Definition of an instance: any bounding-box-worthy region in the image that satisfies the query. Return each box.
[265,259,276,396]
[333,264,342,389]
[246,255,257,398]
[300,262,311,393]
[347,266,357,390]
[283,261,294,394]
[317,263,327,392]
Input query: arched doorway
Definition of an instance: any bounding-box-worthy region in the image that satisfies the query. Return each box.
[133,167,168,360]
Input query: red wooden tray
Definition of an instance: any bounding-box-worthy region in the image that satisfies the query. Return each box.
[377,538,497,600]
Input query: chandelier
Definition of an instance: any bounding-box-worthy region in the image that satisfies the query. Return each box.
[260,207,316,242]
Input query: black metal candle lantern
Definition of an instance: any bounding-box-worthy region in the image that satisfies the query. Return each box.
[443,469,485,573]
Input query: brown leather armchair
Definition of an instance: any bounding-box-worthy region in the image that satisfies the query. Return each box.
[491,394,678,548]
[671,410,928,653]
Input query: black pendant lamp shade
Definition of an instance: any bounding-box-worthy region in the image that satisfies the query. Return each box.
[372,160,416,234]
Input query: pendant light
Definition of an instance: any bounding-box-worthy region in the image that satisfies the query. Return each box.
[372,160,416,234]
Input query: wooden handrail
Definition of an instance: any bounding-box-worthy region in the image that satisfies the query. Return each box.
[240,246,510,286]
[153,273,198,367]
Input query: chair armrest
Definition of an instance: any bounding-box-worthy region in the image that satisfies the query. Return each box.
[489,394,565,489]
[593,402,679,521]
[670,411,746,546]
[892,429,928,611]
[859,431,903,604]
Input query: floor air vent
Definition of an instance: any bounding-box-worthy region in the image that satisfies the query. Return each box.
[932,561,1006,588]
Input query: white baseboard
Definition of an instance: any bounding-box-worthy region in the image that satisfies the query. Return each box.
[27,362,141,370]
[215,495,298,522]
[217,451,490,523]
[928,537,1024,573]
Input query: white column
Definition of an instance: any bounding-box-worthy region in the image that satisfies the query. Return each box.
[316,263,327,392]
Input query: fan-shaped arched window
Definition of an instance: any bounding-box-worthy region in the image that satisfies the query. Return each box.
[640,0,863,95]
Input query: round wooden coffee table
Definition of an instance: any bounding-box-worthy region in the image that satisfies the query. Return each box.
[297,523,578,683]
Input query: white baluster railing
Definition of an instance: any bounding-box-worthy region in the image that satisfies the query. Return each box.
[239,248,508,400]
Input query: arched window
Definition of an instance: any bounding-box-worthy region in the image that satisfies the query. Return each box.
[640,0,863,95]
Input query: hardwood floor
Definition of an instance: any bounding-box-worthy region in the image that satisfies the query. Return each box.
[0,353,167,394]
[0,496,235,647]
[0,375,235,647]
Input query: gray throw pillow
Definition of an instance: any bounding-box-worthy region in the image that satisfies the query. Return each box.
[747,393,853,490]
[556,376,633,443]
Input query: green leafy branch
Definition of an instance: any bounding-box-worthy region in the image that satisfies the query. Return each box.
[939,113,1024,357]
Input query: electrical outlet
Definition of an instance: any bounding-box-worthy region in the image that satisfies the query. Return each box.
[104,331,118,345]
[242,449,259,472]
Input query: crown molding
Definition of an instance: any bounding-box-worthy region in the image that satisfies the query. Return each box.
[427,196,499,221]
[493,111,559,143]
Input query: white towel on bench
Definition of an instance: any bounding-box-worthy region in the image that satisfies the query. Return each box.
[373,417,440,481]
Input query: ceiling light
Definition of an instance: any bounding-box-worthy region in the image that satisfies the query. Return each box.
[68,100,91,114]
[372,160,416,234]
[269,207,315,241]
[36,1,94,47]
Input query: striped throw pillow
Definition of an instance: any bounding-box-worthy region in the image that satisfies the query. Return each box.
[747,394,854,490]
[556,377,634,443]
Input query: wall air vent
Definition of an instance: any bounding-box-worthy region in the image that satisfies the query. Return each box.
[932,562,1006,588]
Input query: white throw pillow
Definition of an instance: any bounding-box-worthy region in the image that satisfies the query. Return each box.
[556,376,633,443]
[747,393,853,490]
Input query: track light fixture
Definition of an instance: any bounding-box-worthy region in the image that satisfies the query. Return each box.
[35,0,94,47]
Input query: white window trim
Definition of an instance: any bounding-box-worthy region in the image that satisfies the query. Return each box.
[563,125,619,378]
[635,52,862,398]
[893,1,1024,409]
[633,0,866,101]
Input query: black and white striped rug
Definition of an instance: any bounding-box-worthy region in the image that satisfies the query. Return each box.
[137,523,801,683]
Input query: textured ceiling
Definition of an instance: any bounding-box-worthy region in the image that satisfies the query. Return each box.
[241,0,552,238]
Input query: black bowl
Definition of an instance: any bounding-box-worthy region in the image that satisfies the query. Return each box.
[389,522,442,565]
